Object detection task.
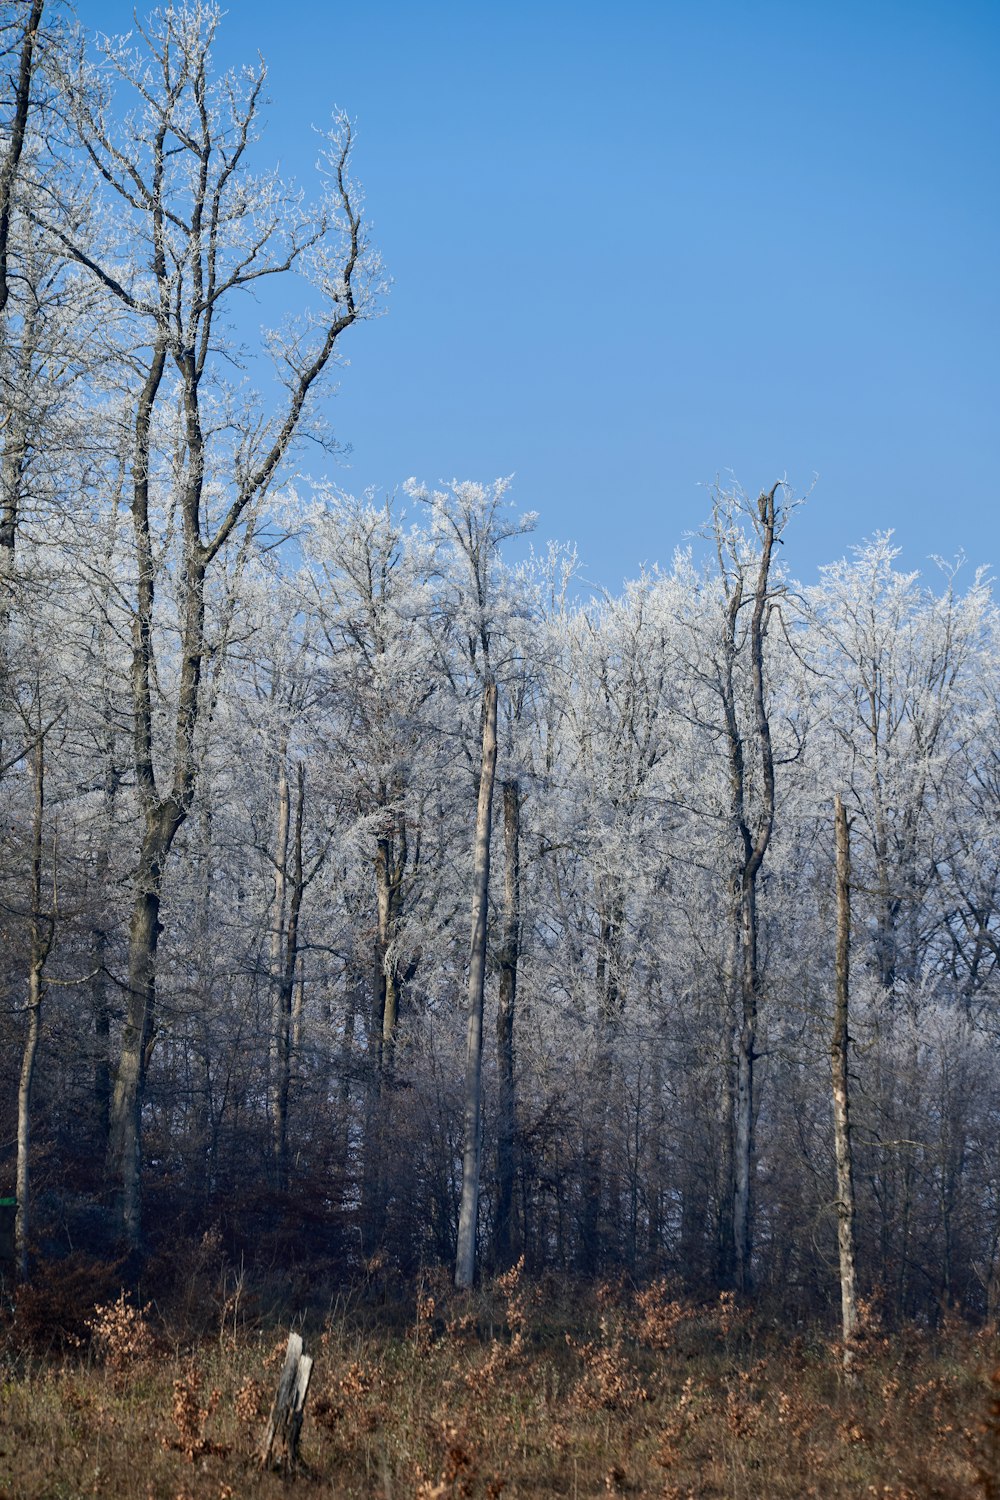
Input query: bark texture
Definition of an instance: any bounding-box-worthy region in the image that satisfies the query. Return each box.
[494,775,521,1267]
[16,733,54,1280]
[455,679,499,1288]
[0,0,44,323]
[718,483,780,1294]
[832,792,859,1367]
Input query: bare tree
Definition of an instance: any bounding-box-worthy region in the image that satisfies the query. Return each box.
[711,481,787,1292]
[54,3,383,1245]
[405,478,534,1288]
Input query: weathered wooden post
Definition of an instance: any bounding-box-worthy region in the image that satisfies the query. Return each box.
[260,1331,313,1471]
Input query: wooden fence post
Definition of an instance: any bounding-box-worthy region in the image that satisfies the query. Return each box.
[260,1331,313,1471]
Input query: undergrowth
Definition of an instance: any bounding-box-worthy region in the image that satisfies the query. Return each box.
[0,1253,997,1498]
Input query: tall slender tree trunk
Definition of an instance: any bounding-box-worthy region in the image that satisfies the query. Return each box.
[268,752,290,1175]
[17,963,42,1282]
[718,483,780,1296]
[578,882,624,1274]
[272,763,305,1193]
[0,296,43,778]
[733,876,761,1292]
[455,679,498,1289]
[92,739,121,1152]
[362,805,406,1252]
[0,0,45,322]
[494,775,521,1268]
[0,298,38,559]
[110,806,178,1247]
[716,924,739,1286]
[105,333,170,1248]
[376,809,407,1049]
[292,960,305,1054]
[334,979,359,1194]
[16,732,54,1281]
[646,1040,665,1269]
[91,917,111,1146]
[832,793,859,1367]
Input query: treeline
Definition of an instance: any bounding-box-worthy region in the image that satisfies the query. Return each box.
[2,2,1000,1323]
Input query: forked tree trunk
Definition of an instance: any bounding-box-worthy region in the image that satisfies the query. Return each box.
[832,792,859,1369]
[719,483,780,1295]
[455,679,498,1289]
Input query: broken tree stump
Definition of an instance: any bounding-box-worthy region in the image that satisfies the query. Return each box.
[260,1331,313,1471]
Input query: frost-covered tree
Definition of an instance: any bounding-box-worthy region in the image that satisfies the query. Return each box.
[43,1,385,1245]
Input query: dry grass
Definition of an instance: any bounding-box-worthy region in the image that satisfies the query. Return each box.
[0,1262,996,1498]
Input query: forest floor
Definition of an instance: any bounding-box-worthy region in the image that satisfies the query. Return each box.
[1,1256,996,1499]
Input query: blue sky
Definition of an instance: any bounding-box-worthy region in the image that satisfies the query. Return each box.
[88,0,999,591]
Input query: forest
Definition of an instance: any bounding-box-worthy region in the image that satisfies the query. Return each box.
[1,4,999,1496]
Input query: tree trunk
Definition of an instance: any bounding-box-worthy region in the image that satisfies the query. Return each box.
[357,809,400,1252]
[92,740,120,1152]
[832,793,859,1367]
[272,763,305,1193]
[260,1332,314,1472]
[0,296,38,560]
[361,798,408,1251]
[715,922,739,1286]
[109,806,178,1247]
[104,322,169,1247]
[268,753,290,1177]
[376,810,407,1048]
[576,879,625,1275]
[733,877,760,1293]
[717,483,780,1296]
[0,0,45,322]
[494,775,520,1268]
[291,960,305,1054]
[16,732,54,1281]
[455,679,498,1289]
[16,964,41,1281]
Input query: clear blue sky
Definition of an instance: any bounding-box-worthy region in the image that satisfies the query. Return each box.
[88,0,999,590]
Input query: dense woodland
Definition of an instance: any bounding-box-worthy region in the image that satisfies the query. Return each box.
[3,1,1000,1334]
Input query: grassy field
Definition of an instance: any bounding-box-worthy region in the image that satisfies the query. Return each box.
[1,1256,996,1498]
